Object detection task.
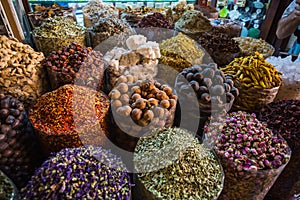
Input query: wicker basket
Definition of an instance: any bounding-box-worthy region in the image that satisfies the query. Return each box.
[232,81,279,112]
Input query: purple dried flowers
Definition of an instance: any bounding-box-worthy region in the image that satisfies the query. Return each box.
[21,146,131,200]
[205,111,290,171]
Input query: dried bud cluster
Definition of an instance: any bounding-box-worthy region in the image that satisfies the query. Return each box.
[137,13,174,29]
[21,146,131,200]
[44,42,105,91]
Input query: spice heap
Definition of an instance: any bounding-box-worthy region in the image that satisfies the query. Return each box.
[197,29,241,66]
[108,79,177,151]
[0,93,42,188]
[220,53,282,111]
[44,42,105,91]
[233,37,275,58]
[137,13,174,29]
[175,10,212,33]
[134,128,224,199]
[82,0,119,28]
[204,111,290,199]
[21,146,131,200]
[89,17,134,48]
[176,64,238,115]
[259,100,300,200]
[0,36,47,109]
[32,16,86,55]
[29,85,110,154]
[211,19,242,38]
[159,32,204,72]
[105,35,160,91]
[0,170,18,200]
[28,3,75,28]
[165,1,194,24]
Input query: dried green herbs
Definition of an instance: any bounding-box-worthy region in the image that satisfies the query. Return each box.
[134,127,224,199]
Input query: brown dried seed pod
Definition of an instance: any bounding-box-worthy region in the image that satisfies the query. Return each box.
[151,88,160,95]
[111,100,122,108]
[116,106,132,116]
[148,98,159,106]
[156,91,169,100]
[109,89,121,100]
[141,91,148,98]
[153,107,165,118]
[131,108,142,121]
[169,99,176,107]
[115,75,127,85]
[143,110,154,121]
[120,94,130,104]
[163,86,173,96]
[160,100,170,109]
[138,118,148,127]
[146,94,155,99]
[126,75,134,83]
[133,98,146,110]
[117,83,129,93]
[131,86,141,94]
[131,93,141,102]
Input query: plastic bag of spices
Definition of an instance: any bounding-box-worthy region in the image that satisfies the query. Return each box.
[29,84,110,156]
[0,170,19,200]
[32,16,86,56]
[44,42,105,91]
[204,111,291,200]
[133,127,224,200]
[0,35,48,109]
[0,92,43,189]
[107,78,177,152]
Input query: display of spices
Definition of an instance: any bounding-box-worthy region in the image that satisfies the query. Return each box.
[0,93,43,189]
[21,146,132,200]
[32,16,86,55]
[204,111,291,200]
[43,42,105,91]
[0,170,18,200]
[174,10,212,35]
[165,1,194,24]
[137,13,174,29]
[134,127,224,199]
[0,35,48,109]
[210,19,242,38]
[29,84,110,155]
[27,3,75,28]
[233,37,275,58]
[220,52,282,112]
[197,28,241,66]
[259,100,300,200]
[82,0,119,28]
[108,79,177,152]
[105,35,160,91]
[89,17,135,49]
[159,32,204,72]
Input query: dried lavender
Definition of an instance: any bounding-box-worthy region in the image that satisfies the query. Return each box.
[21,146,131,200]
[204,111,291,199]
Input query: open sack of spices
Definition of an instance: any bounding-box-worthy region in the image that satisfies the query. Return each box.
[197,28,241,67]
[0,35,48,109]
[266,56,300,100]
[134,13,174,42]
[0,92,43,189]
[27,3,75,28]
[21,146,132,200]
[174,64,239,136]
[88,17,136,50]
[44,42,105,91]
[220,52,282,112]
[108,78,177,152]
[0,170,19,200]
[174,10,212,40]
[104,35,160,92]
[158,32,207,84]
[29,84,110,155]
[133,127,224,200]
[204,111,291,200]
[82,0,119,28]
[32,16,86,56]
[259,100,300,200]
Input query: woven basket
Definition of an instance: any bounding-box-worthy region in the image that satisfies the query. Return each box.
[232,82,279,112]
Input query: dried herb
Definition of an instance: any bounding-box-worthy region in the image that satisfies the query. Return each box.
[134,127,224,199]
[29,85,110,154]
[137,13,174,29]
[21,146,132,200]
[0,92,43,189]
[44,42,105,91]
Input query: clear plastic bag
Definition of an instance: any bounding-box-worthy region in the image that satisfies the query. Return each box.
[0,170,19,200]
